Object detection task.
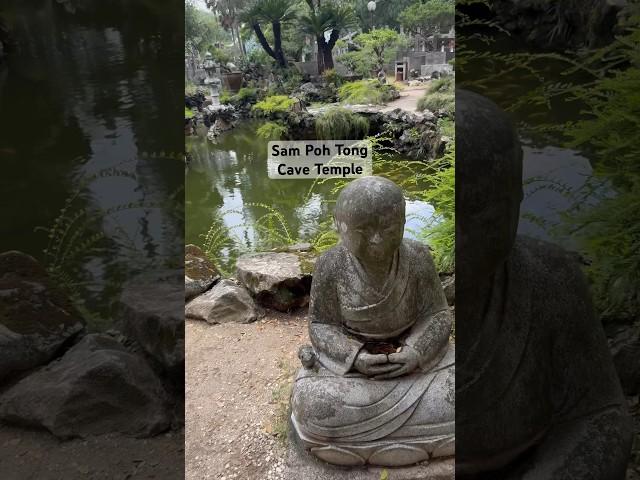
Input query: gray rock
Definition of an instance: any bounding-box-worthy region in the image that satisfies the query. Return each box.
[0,334,171,439]
[119,270,184,378]
[610,326,640,395]
[0,251,85,383]
[440,274,455,306]
[185,244,220,300]
[185,279,259,324]
[236,252,313,312]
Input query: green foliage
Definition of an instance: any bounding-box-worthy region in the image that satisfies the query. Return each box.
[185,0,230,52]
[221,87,259,106]
[219,91,233,104]
[419,145,455,273]
[338,79,398,105]
[336,49,376,76]
[457,1,640,318]
[354,28,401,69]
[184,107,194,119]
[315,108,370,140]
[322,68,343,87]
[418,92,455,116]
[399,0,454,37]
[39,163,184,330]
[427,76,454,94]
[252,95,297,115]
[257,121,288,140]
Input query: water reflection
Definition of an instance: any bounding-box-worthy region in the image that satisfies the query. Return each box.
[0,0,183,319]
[519,139,610,246]
[186,123,434,260]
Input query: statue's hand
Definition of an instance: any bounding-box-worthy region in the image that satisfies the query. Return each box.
[373,345,420,380]
[354,351,401,377]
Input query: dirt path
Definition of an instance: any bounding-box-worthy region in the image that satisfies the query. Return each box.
[185,313,309,480]
[0,426,184,479]
[381,86,427,113]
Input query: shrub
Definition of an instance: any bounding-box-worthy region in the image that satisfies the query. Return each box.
[235,87,258,102]
[418,92,454,116]
[221,87,258,106]
[322,68,343,87]
[253,95,297,115]
[315,108,369,140]
[427,76,454,94]
[257,121,289,140]
[338,80,398,105]
[219,91,233,104]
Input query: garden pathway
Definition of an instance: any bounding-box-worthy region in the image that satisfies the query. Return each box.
[380,85,428,113]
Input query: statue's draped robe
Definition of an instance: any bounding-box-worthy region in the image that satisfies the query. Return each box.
[291,239,455,459]
[456,236,632,479]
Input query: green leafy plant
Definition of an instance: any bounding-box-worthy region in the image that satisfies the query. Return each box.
[315,107,370,139]
[322,68,343,87]
[252,94,297,115]
[419,145,455,273]
[184,107,194,118]
[257,121,288,140]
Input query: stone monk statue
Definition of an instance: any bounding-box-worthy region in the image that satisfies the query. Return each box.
[290,176,455,467]
[455,89,632,479]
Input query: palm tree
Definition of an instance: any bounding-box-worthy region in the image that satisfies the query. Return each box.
[299,1,356,74]
[241,0,297,68]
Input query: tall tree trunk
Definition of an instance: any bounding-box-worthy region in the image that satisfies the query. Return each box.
[252,23,280,65]
[272,21,287,68]
[316,36,328,74]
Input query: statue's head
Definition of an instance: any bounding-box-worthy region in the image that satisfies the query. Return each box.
[456,90,523,282]
[334,176,405,263]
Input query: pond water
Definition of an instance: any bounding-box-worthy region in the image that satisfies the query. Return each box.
[460,35,605,247]
[186,122,434,268]
[0,1,183,321]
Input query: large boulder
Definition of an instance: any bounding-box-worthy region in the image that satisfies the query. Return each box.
[118,269,184,379]
[0,251,85,383]
[185,244,220,300]
[185,279,259,324]
[236,252,314,312]
[0,334,171,439]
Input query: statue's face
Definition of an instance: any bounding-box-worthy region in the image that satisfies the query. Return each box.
[337,210,405,263]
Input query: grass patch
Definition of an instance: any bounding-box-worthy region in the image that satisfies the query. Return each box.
[268,357,297,445]
[338,80,398,105]
[253,95,297,116]
[257,121,288,140]
[418,92,455,116]
[315,107,370,140]
[427,76,454,94]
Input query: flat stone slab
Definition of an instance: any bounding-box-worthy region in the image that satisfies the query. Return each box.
[282,440,453,480]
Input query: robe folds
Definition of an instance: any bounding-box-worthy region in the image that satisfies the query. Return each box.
[291,239,455,453]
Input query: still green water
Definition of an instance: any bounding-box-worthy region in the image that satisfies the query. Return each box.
[186,122,434,268]
[0,0,183,319]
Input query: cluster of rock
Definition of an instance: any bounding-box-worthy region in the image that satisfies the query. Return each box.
[0,251,183,439]
[295,106,447,161]
[185,244,316,325]
[292,82,338,104]
[186,243,456,327]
